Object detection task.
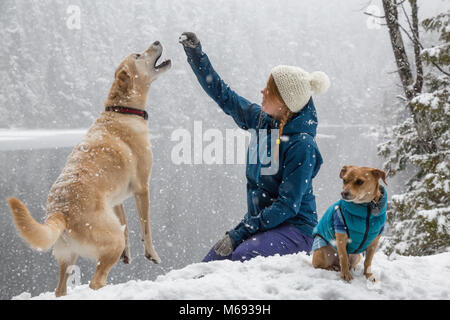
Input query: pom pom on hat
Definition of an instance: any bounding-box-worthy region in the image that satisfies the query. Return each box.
[271,65,330,113]
[309,71,330,95]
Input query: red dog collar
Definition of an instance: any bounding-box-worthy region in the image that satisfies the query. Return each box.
[105,106,148,120]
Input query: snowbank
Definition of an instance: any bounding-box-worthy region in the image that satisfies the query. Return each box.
[13,251,450,300]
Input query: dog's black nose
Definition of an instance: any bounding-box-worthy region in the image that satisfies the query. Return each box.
[153,41,160,46]
[341,191,350,199]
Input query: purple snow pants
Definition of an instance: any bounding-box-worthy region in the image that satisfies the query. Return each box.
[202,223,314,262]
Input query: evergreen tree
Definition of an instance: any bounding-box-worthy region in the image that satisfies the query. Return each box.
[378,6,449,256]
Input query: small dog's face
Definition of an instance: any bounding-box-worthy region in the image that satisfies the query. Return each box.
[340,165,386,204]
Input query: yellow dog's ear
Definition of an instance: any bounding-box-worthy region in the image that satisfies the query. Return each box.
[116,66,133,93]
[372,169,387,185]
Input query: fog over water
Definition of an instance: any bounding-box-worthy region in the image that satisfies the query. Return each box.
[0,0,445,299]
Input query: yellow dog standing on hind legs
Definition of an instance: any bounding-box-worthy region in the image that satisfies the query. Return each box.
[7,40,171,297]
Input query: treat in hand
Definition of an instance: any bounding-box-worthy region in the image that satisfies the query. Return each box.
[179,32,200,49]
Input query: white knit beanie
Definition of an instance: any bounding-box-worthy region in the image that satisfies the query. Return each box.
[271,65,330,113]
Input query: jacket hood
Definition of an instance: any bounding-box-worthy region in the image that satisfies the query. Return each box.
[285,98,318,137]
[267,98,318,137]
[340,185,388,218]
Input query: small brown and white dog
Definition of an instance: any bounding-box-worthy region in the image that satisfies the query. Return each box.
[7,41,171,297]
[312,165,388,282]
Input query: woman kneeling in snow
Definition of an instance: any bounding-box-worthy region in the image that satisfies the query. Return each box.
[179,32,330,262]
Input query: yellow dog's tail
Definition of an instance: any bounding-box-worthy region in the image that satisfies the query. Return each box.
[6,197,66,251]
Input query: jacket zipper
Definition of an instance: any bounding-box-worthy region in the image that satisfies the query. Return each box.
[353,205,371,254]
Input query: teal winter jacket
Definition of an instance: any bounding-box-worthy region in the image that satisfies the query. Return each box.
[313,186,387,254]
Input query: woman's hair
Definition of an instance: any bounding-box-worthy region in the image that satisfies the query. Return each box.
[264,74,296,162]
[265,75,295,139]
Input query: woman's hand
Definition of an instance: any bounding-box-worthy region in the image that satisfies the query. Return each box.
[179,32,200,48]
[214,234,234,256]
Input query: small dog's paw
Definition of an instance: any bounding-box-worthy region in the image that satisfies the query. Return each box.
[364,267,377,282]
[365,272,377,282]
[325,265,340,272]
[341,271,353,282]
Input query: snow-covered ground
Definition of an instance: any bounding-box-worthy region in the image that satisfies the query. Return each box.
[13,251,450,300]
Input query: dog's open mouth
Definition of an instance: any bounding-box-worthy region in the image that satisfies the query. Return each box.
[154,53,171,70]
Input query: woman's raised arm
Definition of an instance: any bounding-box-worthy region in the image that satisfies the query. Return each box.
[180,32,262,130]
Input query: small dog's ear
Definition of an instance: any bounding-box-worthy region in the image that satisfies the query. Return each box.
[372,169,387,185]
[340,166,349,179]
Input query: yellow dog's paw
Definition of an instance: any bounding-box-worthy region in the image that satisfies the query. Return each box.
[145,250,161,264]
